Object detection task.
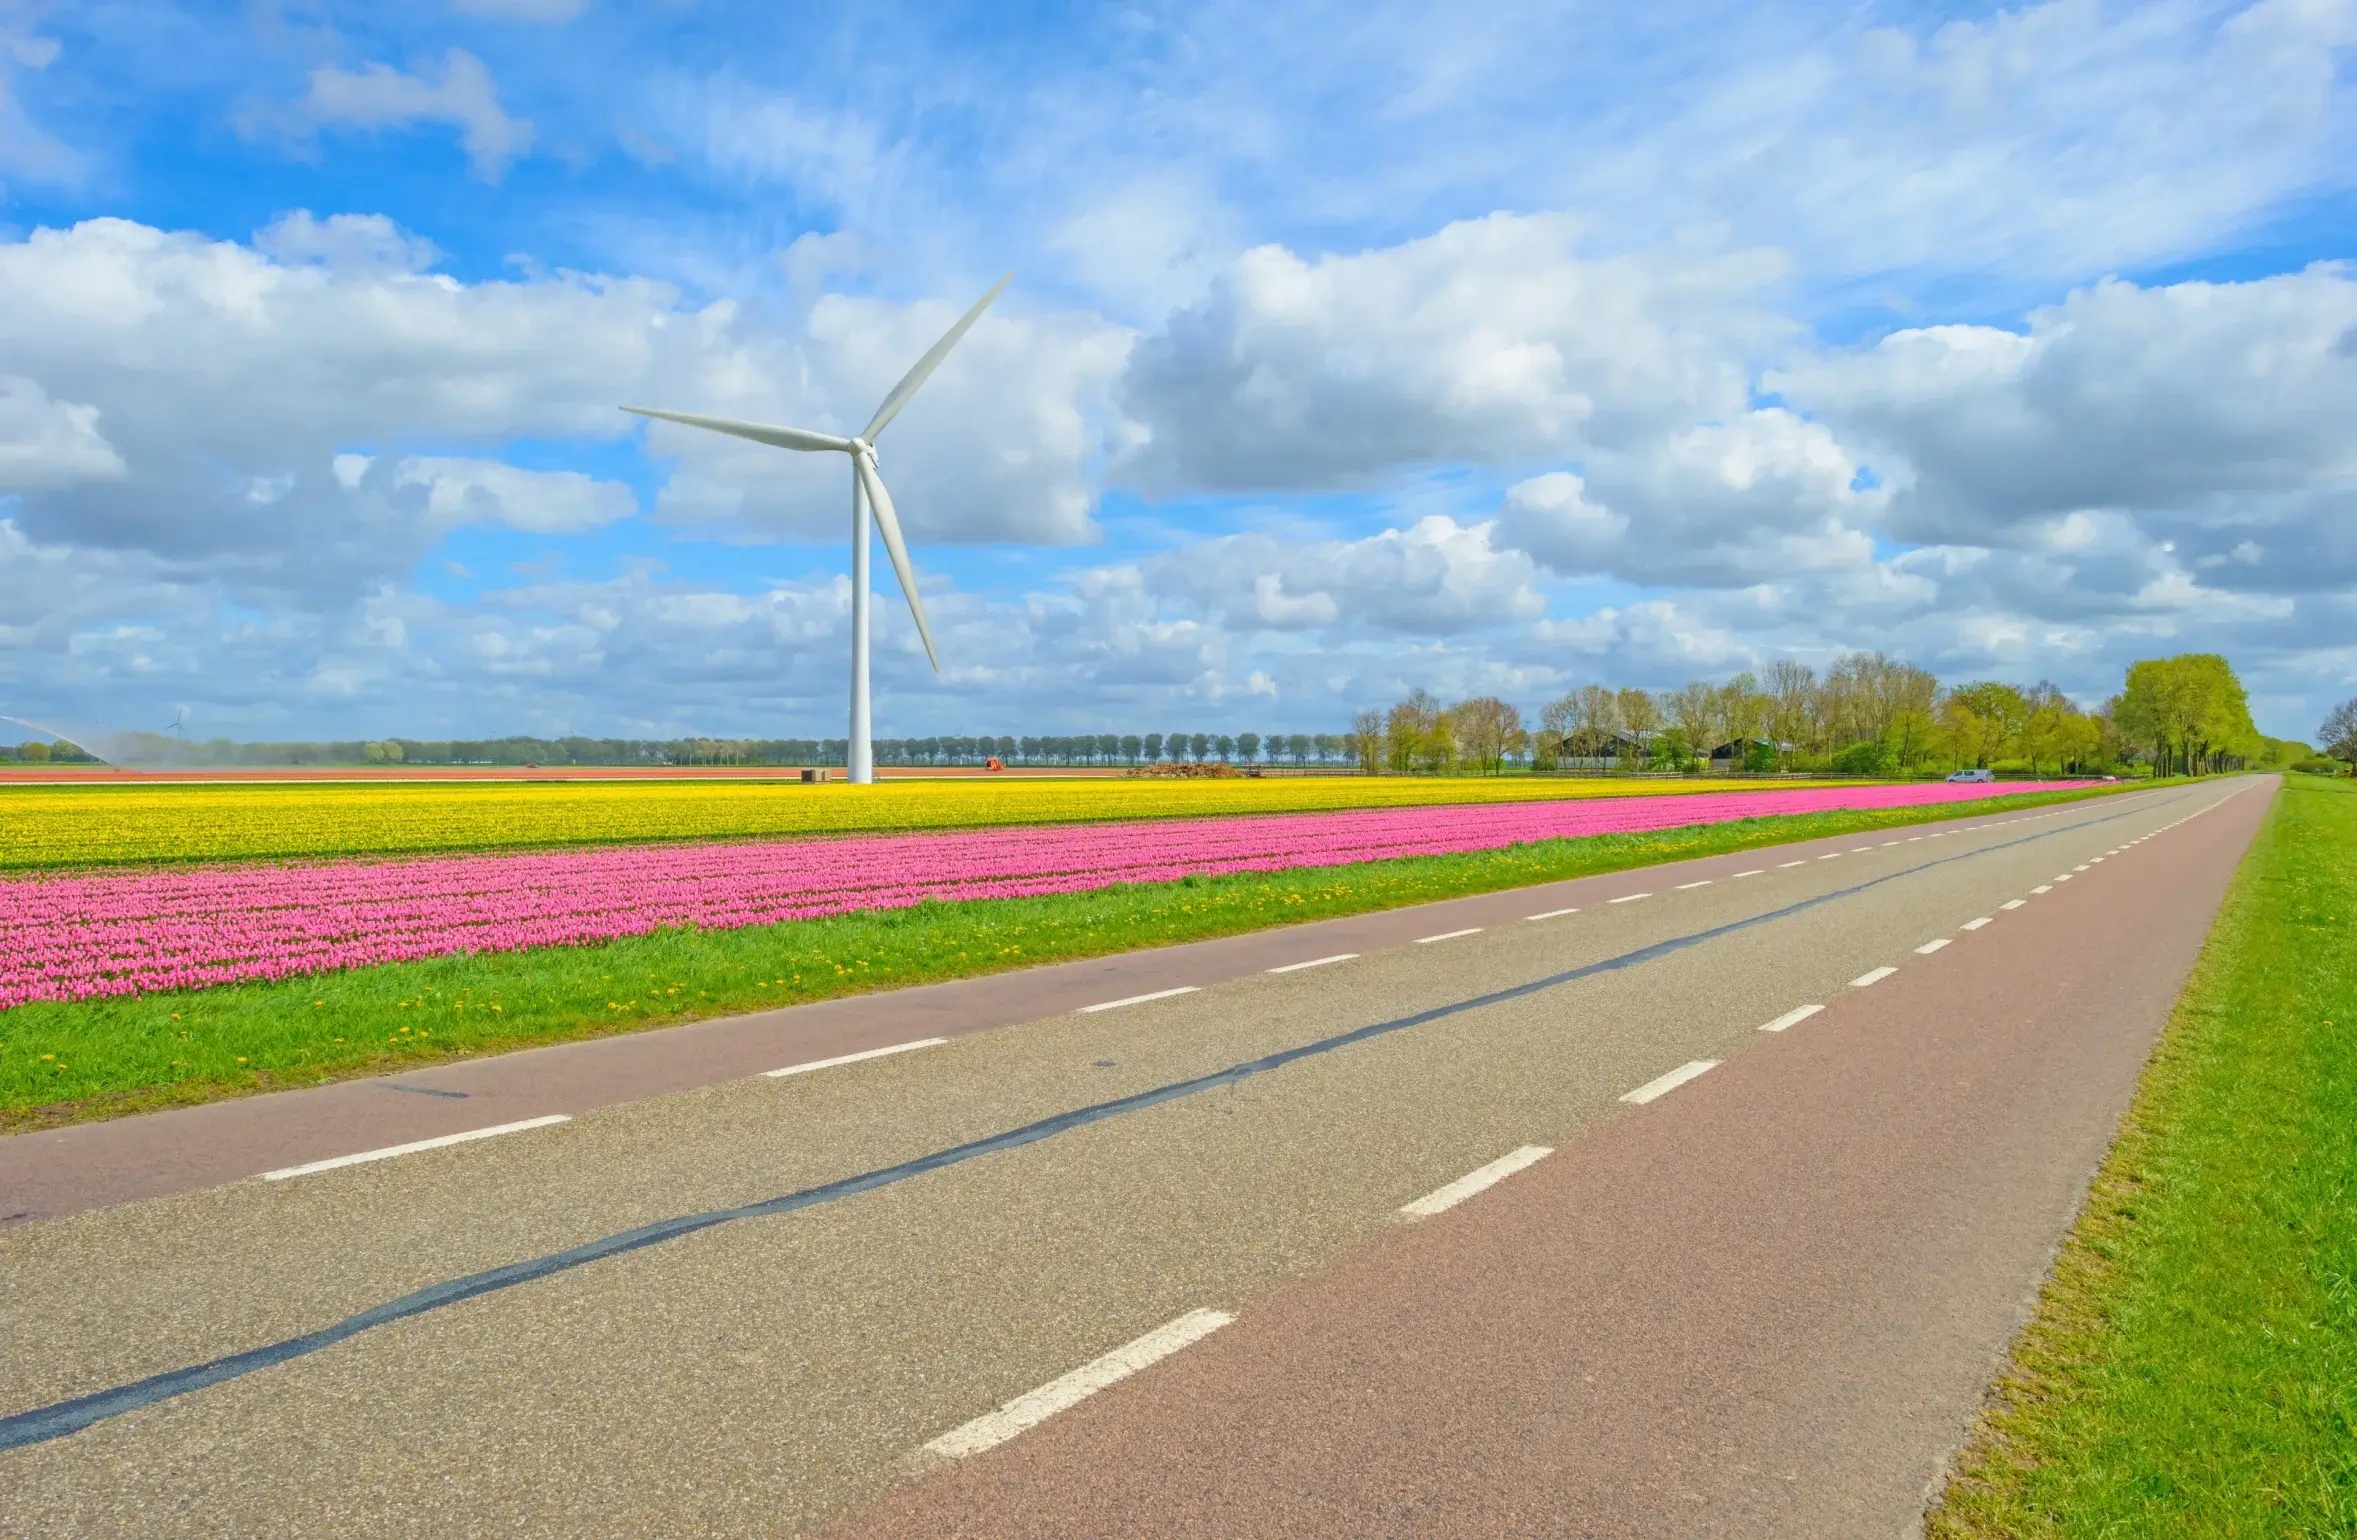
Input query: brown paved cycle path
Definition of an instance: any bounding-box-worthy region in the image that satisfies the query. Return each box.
[822,781,2267,1539]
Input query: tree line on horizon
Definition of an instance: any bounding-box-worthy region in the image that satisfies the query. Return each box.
[0,730,1368,770]
[4,652,2338,776]
[1358,652,2312,777]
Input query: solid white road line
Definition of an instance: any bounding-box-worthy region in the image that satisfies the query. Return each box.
[1733,869,1765,878]
[1961,917,1993,931]
[1758,1004,1823,1033]
[1080,986,1200,1013]
[1415,927,1484,944]
[765,1038,947,1078]
[1400,1145,1555,1218]
[261,1115,572,1181]
[1524,906,1581,921]
[2001,899,2026,910]
[1915,938,1951,954]
[1622,1060,1721,1104]
[1608,893,1651,904]
[1676,880,1713,890]
[1850,965,1899,988]
[923,1309,1235,1460]
[1267,953,1357,974]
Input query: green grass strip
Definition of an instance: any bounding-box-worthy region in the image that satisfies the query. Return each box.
[1928,774,2357,1537]
[0,785,2127,1133]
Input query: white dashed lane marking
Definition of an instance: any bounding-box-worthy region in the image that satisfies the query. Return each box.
[765,1039,946,1078]
[1400,1145,1555,1219]
[1414,927,1484,944]
[1266,954,1357,975]
[1622,1060,1721,1104]
[1080,986,1200,1013]
[923,1310,1235,1460]
[1758,1004,1823,1033]
[1850,966,1898,988]
[261,1115,573,1182]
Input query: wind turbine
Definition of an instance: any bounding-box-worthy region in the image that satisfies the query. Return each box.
[621,274,1011,785]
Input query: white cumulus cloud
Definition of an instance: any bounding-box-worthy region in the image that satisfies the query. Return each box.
[394,457,637,534]
[1139,514,1544,636]
[299,50,535,183]
[0,375,127,491]
[1117,212,1789,490]
[1774,263,2357,598]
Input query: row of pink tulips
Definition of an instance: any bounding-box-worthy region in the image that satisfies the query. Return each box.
[0,781,2077,1008]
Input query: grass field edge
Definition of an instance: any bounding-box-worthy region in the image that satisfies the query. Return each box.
[1919,773,2334,1536]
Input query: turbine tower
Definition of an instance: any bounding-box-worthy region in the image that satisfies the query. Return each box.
[623,274,1011,785]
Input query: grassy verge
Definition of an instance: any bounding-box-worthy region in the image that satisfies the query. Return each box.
[0,784,2127,1132]
[1927,774,2356,1537]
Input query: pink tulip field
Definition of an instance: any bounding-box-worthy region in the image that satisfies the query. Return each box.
[1,779,2076,1009]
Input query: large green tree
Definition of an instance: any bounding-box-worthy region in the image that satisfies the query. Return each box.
[2116,654,2259,775]
[2321,698,2357,771]
[1945,681,2029,768]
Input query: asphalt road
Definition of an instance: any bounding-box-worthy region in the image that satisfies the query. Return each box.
[0,779,2266,1537]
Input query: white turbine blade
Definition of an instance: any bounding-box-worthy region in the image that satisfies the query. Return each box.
[621,406,852,454]
[853,451,939,672]
[861,273,1013,442]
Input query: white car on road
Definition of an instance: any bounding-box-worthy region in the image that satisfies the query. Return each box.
[1945,767,1995,783]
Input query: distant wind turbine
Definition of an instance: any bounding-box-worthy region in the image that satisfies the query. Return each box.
[622,274,1012,785]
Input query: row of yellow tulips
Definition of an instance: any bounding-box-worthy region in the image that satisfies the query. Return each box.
[0,774,1839,870]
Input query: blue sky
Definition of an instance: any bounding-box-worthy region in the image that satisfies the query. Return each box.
[0,0,2351,748]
